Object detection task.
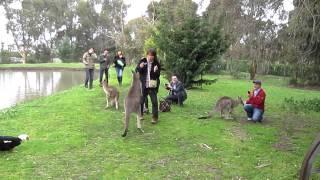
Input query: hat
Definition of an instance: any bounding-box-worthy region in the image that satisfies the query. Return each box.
[253,80,262,85]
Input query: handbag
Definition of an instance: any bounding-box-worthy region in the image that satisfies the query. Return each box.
[159,99,171,112]
[149,80,158,88]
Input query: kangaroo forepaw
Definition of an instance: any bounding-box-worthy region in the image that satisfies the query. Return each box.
[121,130,128,137]
[138,128,144,133]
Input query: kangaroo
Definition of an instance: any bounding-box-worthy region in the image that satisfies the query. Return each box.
[122,71,143,137]
[199,96,244,120]
[102,80,119,110]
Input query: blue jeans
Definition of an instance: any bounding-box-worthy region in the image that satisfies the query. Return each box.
[244,104,264,122]
[115,67,123,77]
[99,67,109,84]
[85,68,94,89]
[115,67,124,85]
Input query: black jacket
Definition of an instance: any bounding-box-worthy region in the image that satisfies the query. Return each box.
[170,81,187,100]
[114,56,126,69]
[99,54,111,69]
[136,58,161,89]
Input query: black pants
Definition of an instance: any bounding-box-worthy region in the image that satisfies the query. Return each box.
[85,68,94,89]
[141,88,158,118]
[99,67,109,84]
[166,93,185,106]
[0,136,21,151]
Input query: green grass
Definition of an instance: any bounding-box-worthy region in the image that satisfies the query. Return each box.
[0,63,83,69]
[0,68,320,179]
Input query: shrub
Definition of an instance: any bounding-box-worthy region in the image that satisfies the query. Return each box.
[283,97,320,112]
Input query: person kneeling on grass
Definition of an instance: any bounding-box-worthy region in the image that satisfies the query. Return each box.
[165,75,187,106]
[244,80,266,122]
[0,134,29,151]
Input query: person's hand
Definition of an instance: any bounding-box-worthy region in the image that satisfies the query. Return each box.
[139,63,144,68]
[154,65,158,72]
[248,91,253,98]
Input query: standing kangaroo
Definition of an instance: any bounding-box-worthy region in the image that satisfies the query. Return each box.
[122,71,143,137]
[199,96,244,119]
[102,80,119,110]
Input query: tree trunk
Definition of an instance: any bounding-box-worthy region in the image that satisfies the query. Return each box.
[249,59,257,80]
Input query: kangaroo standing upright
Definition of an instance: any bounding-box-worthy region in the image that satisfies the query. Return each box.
[122,71,143,137]
[199,96,244,119]
[102,80,119,110]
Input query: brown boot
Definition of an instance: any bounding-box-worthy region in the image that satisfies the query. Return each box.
[151,116,158,124]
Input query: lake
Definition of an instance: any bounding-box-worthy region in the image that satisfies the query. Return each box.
[0,70,91,110]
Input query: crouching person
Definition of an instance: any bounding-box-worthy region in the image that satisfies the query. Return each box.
[0,134,29,151]
[165,76,187,106]
[244,80,266,122]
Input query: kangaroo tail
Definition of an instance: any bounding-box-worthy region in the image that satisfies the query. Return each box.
[122,104,130,137]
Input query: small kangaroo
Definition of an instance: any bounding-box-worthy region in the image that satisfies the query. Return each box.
[122,71,143,137]
[199,96,244,120]
[102,80,119,110]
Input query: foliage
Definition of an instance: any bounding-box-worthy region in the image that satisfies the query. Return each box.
[285,0,320,84]
[283,97,320,112]
[152,0,228,87]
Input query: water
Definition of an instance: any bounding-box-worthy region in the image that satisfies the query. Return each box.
[0,70,89,110]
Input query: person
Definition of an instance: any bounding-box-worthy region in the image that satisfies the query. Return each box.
[0,134,29,151]
[165,75,187,106]
[244,80,266,122]
[99,48,111,87]
[83,48,98,89]
[136,48,161,124]
[114,51,126,86]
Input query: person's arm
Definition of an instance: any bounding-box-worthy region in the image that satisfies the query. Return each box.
[123,57,126,68]
[82,53,88,64]
[153,62,161,78]
[136,59,146,73]
[93,53,98,63]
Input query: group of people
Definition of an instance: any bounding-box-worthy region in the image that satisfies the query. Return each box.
[82,48,126,89]
[82,47,266,124]
[82,47,188,124]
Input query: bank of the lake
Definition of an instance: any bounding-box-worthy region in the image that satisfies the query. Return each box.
[0,68,320,179]
[0,63,83,70]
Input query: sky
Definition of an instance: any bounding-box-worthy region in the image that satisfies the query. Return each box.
[0,0,294,49]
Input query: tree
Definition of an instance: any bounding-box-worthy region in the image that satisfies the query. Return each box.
[286,0,320,85]
[154,0,228,87]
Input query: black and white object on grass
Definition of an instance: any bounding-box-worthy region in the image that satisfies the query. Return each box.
[0,134,29,151]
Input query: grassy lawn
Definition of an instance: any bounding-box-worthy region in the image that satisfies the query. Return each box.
[0,68,319,179]
[0,63,83,69]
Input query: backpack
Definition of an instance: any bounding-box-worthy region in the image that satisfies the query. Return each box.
[159,99,171,112]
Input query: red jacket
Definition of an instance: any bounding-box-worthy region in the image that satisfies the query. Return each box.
[246,88,266,111]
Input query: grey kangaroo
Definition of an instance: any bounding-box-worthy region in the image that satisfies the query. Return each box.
[199,96,244,119]
[122,71,143,137]
[102,80,119,110]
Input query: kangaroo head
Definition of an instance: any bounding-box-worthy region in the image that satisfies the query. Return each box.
[102,79,108,87]
[131,70,140,81]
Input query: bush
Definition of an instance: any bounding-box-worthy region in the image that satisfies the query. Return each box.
[283,97,320,112]
[155,17,228,87]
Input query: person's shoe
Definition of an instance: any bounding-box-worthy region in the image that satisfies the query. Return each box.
[84,84,88,88]
[247,118,252,121]
[151,117,158,124]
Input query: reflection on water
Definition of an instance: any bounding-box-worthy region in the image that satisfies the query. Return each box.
[0,70,87,110]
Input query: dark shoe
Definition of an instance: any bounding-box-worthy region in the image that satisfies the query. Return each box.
[151,117,158,124]
[84,84,88,88]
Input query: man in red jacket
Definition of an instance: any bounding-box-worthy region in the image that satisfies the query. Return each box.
[244,80,266,122]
